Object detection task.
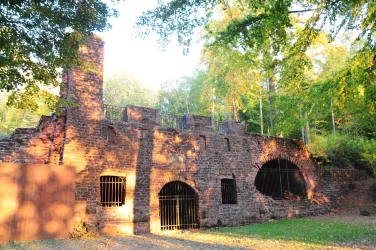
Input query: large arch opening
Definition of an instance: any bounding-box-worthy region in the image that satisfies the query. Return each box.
[158,181,199,230]
[255,159,307,200]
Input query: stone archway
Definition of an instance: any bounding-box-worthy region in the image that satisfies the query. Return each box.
[158,181,199,230]
[255,158,307,200]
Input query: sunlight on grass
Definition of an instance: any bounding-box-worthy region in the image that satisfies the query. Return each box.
[209,218,376,245]
[2,218,376,249]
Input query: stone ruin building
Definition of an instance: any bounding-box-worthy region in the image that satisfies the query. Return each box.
[1,36,360,237]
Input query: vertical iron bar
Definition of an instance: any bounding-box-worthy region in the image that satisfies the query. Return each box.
[286,160,291,198]
[278,157,283,199]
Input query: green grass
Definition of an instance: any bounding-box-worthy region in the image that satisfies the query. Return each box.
[211,218,376,245]
[2,217,376,249]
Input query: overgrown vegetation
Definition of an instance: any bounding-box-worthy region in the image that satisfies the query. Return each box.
[307,134,376,176]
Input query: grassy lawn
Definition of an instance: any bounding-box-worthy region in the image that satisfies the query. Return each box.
[2,216,376,249]
[206,217,376,247]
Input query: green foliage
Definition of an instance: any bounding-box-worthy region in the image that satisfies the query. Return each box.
[103,73,157,108]
[0,0,118,110]
[136,0,216,52]
[0,93,51,135]
[307,134,376,175]
[137,1,375,54]
[157,74,217,116]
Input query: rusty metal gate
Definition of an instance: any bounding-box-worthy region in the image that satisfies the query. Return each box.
[159,181,199,230]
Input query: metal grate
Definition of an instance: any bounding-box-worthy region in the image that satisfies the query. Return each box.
[104,104,126,121]
[159,181,199,230]
[221,179,237,204]
[160,113,186,129]
[100,176,126,207]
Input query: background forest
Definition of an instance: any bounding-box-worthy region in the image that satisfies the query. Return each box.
[0,0,375,175]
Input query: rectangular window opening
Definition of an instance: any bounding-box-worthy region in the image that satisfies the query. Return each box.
[225,138,230,152]
[100,176,126,207]
[221,178,237,204]
[199,135,206,151]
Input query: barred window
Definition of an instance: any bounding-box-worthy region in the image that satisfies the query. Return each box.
[221,179,237,204]
[100,176,125,207]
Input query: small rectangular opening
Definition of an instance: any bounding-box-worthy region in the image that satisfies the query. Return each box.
[142,129,149,138]
[221,179,237,204]
[199,135,206,151]
[225,138,230,151]
[100,176,126,207]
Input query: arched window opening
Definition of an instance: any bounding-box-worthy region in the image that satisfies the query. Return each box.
[255,159,306,200]
[159,181,199,230]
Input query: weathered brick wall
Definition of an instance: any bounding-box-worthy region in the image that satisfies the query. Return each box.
[125,105,160,125]
[0,163,76,243]
[0,36,344,237]
[0,116,65,165]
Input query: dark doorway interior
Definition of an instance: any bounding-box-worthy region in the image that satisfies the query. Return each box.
[255,159,307,200]
[159,181,199,230]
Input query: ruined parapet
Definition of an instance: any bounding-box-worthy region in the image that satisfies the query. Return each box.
[0,116,65,165]
[219,120,247,136]
[183,114,215,132]
[124,105,161,125]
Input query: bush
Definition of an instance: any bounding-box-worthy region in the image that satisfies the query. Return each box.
[307,134,376,176]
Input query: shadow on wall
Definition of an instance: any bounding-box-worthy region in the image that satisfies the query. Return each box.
[0,163,76,243]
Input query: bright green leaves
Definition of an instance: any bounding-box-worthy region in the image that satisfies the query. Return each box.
[136,0,216,51]
[0,0,117,111]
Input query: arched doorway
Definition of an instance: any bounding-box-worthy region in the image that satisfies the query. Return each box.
[159,181,199,230]
[255,158,307,200]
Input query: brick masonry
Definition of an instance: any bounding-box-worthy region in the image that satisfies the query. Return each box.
[0,36,364,236]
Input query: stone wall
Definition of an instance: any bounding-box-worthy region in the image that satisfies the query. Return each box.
[0,36,345,238]
[124,105,160,125]
[0,163,76,243]
[0,116,65,165]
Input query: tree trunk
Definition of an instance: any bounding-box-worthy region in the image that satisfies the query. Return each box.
[331,99,336,134]
[211,87,215,128]
[185,94,190,114]
[305,111,310,144]
[232,99,238,121]
[267,77,275,134]
[300,107,305,144]
[259,86,264,135]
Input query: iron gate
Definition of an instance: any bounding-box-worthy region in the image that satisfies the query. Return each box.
[159,181,199,230]
[255,158,307,200]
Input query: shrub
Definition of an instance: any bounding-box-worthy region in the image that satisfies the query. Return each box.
[307,134,375,176]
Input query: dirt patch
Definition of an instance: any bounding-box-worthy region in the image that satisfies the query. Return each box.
[335,178,376,216]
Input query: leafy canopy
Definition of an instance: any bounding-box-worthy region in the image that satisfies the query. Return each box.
[137,0,375,53]
[0,0,118,110]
